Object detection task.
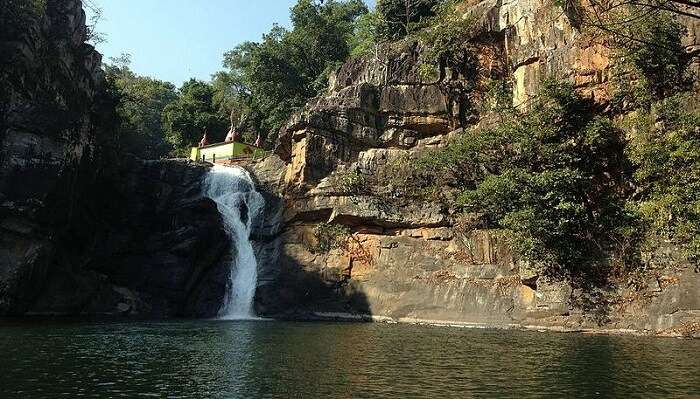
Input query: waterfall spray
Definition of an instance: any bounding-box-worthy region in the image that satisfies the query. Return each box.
[203,165,264,319]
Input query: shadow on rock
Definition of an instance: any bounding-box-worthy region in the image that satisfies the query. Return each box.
[254,240,372,320]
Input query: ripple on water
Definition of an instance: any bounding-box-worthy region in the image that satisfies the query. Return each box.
[0,321,698,398]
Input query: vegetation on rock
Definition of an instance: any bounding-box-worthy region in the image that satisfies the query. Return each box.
[605,10,692,109]
[104,55,178,159]
[215,0,368,144]
[376,0,440,39]
[311,223,351,253]
[378,82,631,281]
[627,93,700,263]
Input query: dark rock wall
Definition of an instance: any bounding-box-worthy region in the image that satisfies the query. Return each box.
[0,0,104,315]
[0,1,231,318]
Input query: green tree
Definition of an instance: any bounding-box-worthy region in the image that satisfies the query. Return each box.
[104,55,177,158]
[394,82,632,281]
[215,0,368,144]
[607,10,691,108]
[376,0,440,39]
[627,93,700,262]
[162,79,228,155]
[350,11,388,57]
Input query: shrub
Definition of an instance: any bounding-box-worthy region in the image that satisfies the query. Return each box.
[413,0,475,78]
[627,93,700,262]
[312,223,351,253]
[480,79,515,115]
[331,170,369,195]
[391,81,633,281]
[609,10,691,109]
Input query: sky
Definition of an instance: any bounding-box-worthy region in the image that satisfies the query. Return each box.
[88,0,375,86]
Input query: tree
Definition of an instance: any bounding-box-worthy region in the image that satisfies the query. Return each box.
[162,79,228,156]
[627,93,700,262]
[605,10,691,108]
[84,0,105,45]
[214,0,368,144]
[350,11,390,57]
[104,55,178,159]
[579,0,700,23]
[390,81,632,281]
[376,0,441,38]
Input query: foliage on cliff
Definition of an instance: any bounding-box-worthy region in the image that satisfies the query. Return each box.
[378,88,699,280]
[627,93,700,262]
[351,0,474,76]
[215,0,368,143]
[376,0,440,38]
[310,223,351,253]
[362,2,699,281]
[162,80,229,156]
[401,82,631,280]
[606,10,692,109]
[1,0,111,143]
[104,56,178,159]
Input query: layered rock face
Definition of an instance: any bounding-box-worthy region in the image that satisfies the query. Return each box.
[0,1,231,318]
[66,158,231,318]
[258,0,700,334]
[0,0,104,315]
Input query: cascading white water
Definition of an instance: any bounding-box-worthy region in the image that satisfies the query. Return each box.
[203,165,265,320]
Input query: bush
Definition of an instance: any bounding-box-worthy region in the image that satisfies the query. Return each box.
[331,170,369,195]
[609,10,691,109]
[312,223,351,253]
[480,79,515,115]
[393,81,633,280]
[627,93,700,262]
[376,153,451,202]
[412,0,475,78]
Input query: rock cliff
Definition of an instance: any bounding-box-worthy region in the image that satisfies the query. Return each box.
[256,0,700,336]
[1,0,697,336]
[0,1,230,317]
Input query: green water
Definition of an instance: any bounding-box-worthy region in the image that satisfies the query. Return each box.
[0,321,698,398]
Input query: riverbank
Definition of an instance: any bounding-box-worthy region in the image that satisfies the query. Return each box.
[287,312,700,339]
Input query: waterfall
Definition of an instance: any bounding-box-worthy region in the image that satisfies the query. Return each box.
[203,165,265,320]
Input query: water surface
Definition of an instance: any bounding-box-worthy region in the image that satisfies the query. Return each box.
[1,320,698,398]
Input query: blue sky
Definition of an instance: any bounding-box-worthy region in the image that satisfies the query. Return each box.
[88,0,375,86]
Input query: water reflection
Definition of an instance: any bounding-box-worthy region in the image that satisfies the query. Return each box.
[0,320,698,398]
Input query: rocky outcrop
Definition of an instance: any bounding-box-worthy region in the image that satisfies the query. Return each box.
[74,158,230,318]
[275,36,500,190]
[1,0,106,316]
[1,156,232,317]
[0,1,233,318]
[257,0,700,336]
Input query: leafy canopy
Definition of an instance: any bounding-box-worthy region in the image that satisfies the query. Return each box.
[627,93,700,261]
[162,79,228,156]
[605,10,691,109]
[104,55,178,159]
[391,82,632,280]
[218,0,368,142]
[376,0,440,39]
